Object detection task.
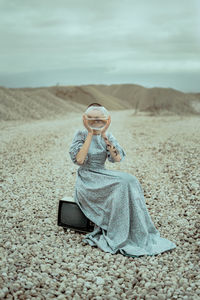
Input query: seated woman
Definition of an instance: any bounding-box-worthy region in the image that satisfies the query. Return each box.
[69,103,176,258]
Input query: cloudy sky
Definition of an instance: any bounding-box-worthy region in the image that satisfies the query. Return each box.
[0,0,199,92]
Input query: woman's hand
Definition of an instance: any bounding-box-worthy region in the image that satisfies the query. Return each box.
[101,115,111,136]
[82,114,93,134]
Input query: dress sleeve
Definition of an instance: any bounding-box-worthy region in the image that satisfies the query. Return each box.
[68,129,89,166]
[106,132,126,163]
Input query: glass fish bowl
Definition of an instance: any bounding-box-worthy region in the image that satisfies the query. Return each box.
[84,106,110,130]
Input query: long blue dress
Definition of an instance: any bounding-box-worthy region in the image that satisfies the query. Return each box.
[69,129,176,257]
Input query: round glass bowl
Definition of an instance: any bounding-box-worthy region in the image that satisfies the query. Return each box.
[84,106,110,130]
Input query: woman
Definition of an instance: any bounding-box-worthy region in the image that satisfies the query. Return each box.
[69,103,176,257]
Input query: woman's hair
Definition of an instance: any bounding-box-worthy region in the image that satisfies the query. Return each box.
[87,103,102,108]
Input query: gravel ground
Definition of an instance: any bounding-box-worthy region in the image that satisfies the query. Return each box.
[0,110,199,300]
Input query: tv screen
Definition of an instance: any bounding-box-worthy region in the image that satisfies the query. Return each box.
[60,201,88,227]
[57,199,94,233]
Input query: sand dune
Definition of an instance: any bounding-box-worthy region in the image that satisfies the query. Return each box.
[49,85,130,110]
[0,86,85,122]
[0,84,200,122]
[94,84,200,115]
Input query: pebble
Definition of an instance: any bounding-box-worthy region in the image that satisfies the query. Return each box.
[0,112,199,299]
[96,277,105,285]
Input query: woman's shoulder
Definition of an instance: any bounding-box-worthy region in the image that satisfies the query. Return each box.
[106,131,114,138]
[81,128,88,136]
[73,128,87,138]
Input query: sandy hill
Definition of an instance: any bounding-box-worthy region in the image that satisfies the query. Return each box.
[0,86,85,122]
[91,84,200,115]
[49,85,131,110]
[0,84,199,121]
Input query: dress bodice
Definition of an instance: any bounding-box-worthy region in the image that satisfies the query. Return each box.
[84,135,107,169]
[69,128,126,169]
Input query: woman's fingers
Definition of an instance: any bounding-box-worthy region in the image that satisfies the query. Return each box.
[101,118,111,134]
[105,117,111,128]
[105,116,111,128]
[83,115,88,124]
[82,115,88,128]
[82,114,93,133]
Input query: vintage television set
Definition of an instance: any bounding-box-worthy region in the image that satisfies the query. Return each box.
[57,196,95,233]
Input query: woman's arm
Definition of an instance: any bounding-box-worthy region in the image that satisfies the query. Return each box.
[76,131,93,165]
[101,133,121,162]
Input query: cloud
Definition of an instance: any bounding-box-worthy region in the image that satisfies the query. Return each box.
[0,0,199,91]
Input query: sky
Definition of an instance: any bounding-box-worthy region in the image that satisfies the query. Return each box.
[0,0,200,92]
